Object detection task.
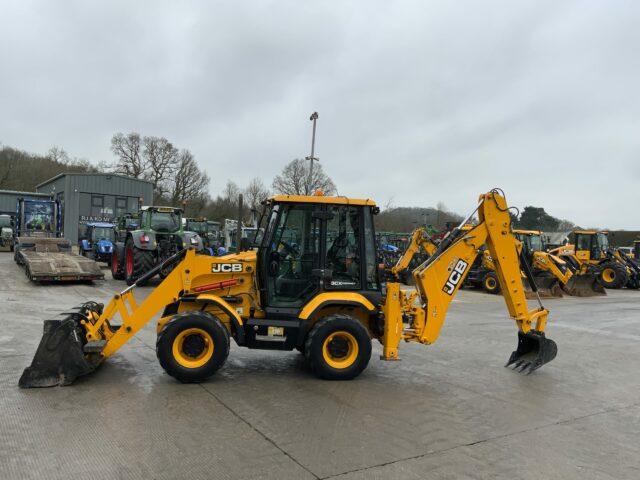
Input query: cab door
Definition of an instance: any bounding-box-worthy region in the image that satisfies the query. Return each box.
[261,203,322,310]
[575,234,592,263]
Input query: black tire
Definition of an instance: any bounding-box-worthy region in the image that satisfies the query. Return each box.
[124,238,155,286]
[111,245,125,280]
[483,271,500,294]
[599,262,628,289]
[156,311,230,383]
[304,314,372,380]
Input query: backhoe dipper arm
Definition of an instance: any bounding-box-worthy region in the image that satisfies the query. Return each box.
[390,228,437,277]
[381,190,557,373]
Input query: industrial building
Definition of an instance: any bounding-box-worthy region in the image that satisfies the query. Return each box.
[35,173,154,242]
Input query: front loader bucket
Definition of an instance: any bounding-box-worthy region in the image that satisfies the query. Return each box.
[523,277,563,298]
[562,274,606,297]
[19,303,103,388]
[506,331,558,374]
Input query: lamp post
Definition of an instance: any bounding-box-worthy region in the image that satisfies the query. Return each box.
[305,112,319,195]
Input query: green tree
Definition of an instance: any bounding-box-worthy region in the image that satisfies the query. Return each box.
[515,206,560,231]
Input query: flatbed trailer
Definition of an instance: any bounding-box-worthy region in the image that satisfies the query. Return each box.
[14,237,104,282]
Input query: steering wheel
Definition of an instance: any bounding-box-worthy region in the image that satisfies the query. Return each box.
[278,241,299,259]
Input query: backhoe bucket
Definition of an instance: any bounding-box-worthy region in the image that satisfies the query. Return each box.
[19,303,103,388]
[523,277,563,298]
[562,274,606,297]
[506,331,558,374]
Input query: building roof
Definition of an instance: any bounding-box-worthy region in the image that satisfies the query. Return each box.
[36,172,154,189]
[269,194,376,207]
[0,189,51,197]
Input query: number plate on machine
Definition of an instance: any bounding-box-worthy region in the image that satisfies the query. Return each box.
[268,326,284,337]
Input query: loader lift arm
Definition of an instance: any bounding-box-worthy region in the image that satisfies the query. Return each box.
[380,190,557,373]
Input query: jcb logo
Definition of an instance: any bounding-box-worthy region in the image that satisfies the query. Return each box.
[212,263,243,273]
[442,259,468,295]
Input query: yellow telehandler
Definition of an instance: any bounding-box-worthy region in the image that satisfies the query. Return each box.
[20,189,557,388]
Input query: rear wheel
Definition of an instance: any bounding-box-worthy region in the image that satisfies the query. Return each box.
[124,238,155,286]
[599,262,627,289]
[305,314,372,380]
[483,271,500,294]
[156,311,230,383]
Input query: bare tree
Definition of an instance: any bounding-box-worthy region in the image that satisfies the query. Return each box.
[170,149,210,206]
[244,177,270,211]
[272,158,336,196]
[143,136,178,200]
[47,146,70,164]
[110,132,145,178]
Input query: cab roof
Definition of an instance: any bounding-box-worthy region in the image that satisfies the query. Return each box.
[574,229,607,235]
[269,194,376,207]
[140,206,183,213]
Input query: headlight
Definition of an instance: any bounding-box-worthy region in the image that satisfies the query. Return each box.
[190,236,199,245]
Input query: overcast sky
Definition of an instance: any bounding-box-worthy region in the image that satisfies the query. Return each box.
[1,1,639,228]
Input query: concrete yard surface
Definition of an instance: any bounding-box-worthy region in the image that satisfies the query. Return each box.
[1,252,639,479]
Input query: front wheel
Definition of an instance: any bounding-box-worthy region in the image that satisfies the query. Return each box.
[305,314,372,380]
[599,263,628,289]
[156,311,230,383]
[483,271,500,294]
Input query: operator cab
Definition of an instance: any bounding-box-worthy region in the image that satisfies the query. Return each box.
[139,206,183,233]
[257,195,381,315]
[514,230,545,259]
[574,230,610,262]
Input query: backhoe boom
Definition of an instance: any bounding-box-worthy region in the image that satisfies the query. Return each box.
[380,191,557,373]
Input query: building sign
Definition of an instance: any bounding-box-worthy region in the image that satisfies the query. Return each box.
[79,215,114,223]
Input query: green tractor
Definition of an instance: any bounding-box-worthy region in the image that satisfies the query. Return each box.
[184,217,221,255]
[111,206,203,284]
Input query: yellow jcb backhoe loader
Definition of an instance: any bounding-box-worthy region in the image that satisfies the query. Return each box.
[466,230,603,297]
[20,189,557,388]
[514,230,604,297]
[551,230,640,290]
[388,226,438,285]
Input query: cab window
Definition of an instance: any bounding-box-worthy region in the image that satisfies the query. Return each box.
[325,206,361,289]
[597,233,609,252]
[529,235,543,252]
[576,234,590,251]
[265,204,320,307]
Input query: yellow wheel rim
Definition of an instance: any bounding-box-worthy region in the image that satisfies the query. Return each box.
[172,328,214,369]
[602,268,615,283]
[322,331,359,369]
[485,276,497,290]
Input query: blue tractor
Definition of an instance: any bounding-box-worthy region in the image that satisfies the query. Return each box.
[80,222,117,263]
